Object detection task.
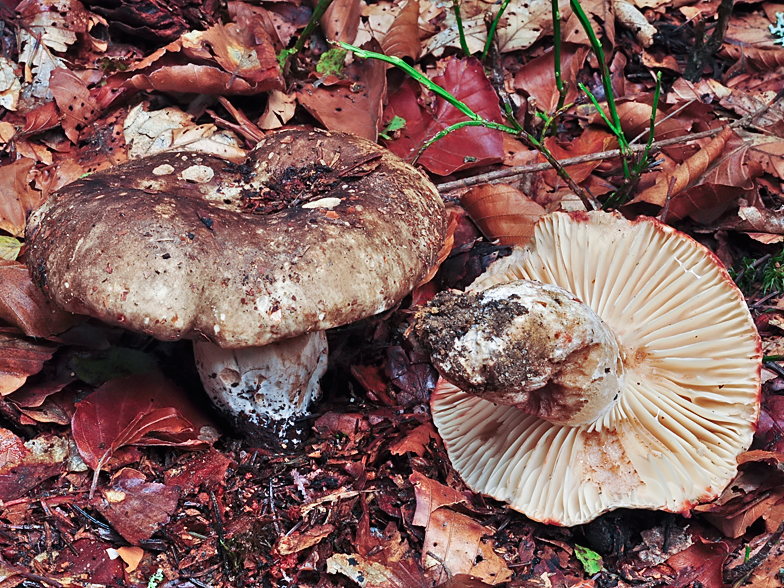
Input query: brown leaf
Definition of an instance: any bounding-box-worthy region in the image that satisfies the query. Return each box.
[389,423,438,457]
[460,184,545,246]
[0,158,42,237]
[381,0,421,61]
[0,260,79,338]
[321,0,361,43]
[277,524,335,555]
[50,538,127,586]
[666,539,734,588]
[422,508,513,585]
[633,126,735,208]
[410,471,467,527]
[49,68,99,144]
[0,334,56,395]
[297,54,386,141]
[93,468,181,545]
[0,430,67,501]
[514,43,589,113]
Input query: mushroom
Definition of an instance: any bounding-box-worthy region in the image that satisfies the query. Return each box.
[415,211,761,526]
[26,128,447,434]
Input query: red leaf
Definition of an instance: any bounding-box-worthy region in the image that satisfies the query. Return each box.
[71,372,217,470]
[383,58,505,175]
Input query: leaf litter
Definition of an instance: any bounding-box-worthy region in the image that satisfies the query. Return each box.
[3,0,784,585]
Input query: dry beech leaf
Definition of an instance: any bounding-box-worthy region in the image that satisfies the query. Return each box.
[321,0,362,43]
[277,524,335,555]
[460,184,545,246]
[381,0,421,61]
[410,471,467,527]
[0,158,43,237]
[258,90,297,129]
[0,334,56,396]
[0,260,79,338]
[564,0,615,47]
[388,422,438,456]
[633,126,735,208]
[422,508,513,585]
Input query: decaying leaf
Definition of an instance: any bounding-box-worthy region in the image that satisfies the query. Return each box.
[93,468,181,545]
[297,52,387,141]
[0,430,68,501]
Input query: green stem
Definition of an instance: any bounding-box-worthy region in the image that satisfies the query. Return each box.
[481,0,512,61]
[413,119,521,164]
[552,0,567,111]
[293,0,335,54]
[452,0,472,57]
[340,43,495,122]
[569,0,629,178]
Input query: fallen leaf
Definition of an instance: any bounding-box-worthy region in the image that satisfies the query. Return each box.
[115,546,144,573]
[49,68,99,143]
[514,43,589,113]
[0,158,43,237]
[51,538,127,586]
[93,468,181,545]
[297,51,387,141]
[383,58,505,175]
[71,371,217,470]
[0,260,79,338]
[410,471,468,527]
[277,523,335,555]
[389,423,438,456]
[0,430,67,501]
[0,334,56,395]
[461,184,545,246]
[422,508,513,585]
[381,0,421,61]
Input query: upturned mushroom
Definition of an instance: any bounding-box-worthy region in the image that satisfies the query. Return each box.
[415,211,761,526]
[26,128,447,434]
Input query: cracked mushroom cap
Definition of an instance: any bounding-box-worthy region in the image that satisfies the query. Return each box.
[421,211,761,526]
[25,128,447,347]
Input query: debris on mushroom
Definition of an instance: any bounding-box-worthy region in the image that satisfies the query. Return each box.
[26,128,447,436]
[415,211,761,526]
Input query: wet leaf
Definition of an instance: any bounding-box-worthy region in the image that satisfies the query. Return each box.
[0,430,67,501]
[514,43,589,113]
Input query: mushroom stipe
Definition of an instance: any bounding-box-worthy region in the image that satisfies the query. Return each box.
[26,128,447,435]
[416,211,761,526]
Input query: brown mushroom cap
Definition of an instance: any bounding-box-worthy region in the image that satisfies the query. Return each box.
[424,211,761,526]
[26,128,447,347]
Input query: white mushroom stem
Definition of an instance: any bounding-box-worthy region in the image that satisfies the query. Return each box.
[193,331,328,427]
[415,280,624,426]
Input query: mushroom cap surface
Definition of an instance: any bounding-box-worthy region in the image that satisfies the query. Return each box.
[26,128,447,347]
[429,211,761,526]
